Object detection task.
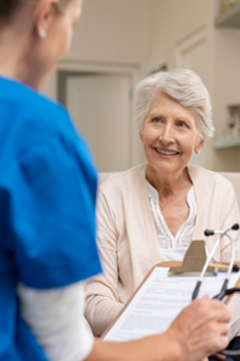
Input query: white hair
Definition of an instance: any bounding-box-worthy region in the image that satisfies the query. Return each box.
[134,68,214,141]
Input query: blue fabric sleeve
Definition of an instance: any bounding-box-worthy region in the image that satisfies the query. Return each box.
[0,135,101,289]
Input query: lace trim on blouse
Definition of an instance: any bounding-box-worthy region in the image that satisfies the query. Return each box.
[147,181,197,250]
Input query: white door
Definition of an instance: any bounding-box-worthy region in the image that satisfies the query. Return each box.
[66,73,132,172]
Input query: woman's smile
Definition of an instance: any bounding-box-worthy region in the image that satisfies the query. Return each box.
[154,147,180,158]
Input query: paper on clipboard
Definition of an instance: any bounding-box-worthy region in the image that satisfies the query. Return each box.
[103,266,240,342]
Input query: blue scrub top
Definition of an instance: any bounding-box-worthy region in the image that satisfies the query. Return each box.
[0,76,102,360]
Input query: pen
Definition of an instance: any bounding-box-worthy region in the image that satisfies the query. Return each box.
[209,263,239,272]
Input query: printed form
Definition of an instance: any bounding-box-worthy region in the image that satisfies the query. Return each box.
[104,267,240,342]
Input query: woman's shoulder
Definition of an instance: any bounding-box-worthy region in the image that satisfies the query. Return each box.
[188,164,234,189]
[99,163,147,194]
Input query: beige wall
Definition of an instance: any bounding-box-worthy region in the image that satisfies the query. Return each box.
[42,0,240,172]
[145,0,240,171]
[43,0,149,100]
[213,27,240,171]
[42,0,149,168]
[145,0,215,170]
[146,0,214,73]
[65,0,148,66]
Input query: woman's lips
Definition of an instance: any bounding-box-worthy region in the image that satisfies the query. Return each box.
[154,148,179,157]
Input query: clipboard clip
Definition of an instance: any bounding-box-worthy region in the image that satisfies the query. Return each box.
[168,240,217,277]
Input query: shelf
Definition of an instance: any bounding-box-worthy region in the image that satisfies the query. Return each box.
[215,3,240,28]
[214,135,240,149]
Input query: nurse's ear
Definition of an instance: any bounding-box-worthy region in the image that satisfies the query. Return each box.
[34,0,58,39]
[194,139,205,154]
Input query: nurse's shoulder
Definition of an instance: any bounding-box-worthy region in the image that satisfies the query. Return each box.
[0,76,74,164]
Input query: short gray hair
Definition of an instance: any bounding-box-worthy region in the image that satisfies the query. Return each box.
[134,68,214,141]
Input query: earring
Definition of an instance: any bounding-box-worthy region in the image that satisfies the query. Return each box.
[39,29,46,39]
[139,138,143,143]
[196,150,201,154]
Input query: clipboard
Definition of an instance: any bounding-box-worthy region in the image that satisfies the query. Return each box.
[102,260,240,342]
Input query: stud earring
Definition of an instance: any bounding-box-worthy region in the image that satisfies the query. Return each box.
[39,29,46,39]
[139,138,143,143]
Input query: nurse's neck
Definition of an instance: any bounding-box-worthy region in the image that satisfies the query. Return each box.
[0,27,43,91]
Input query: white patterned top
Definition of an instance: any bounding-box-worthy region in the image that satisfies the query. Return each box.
[147,181,197,262]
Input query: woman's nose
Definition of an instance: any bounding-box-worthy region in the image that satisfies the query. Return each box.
[159,124,175,144]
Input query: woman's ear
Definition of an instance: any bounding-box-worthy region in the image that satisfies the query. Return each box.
[139,131,143,143]
[35,0,58,39]
[194,139,205,154]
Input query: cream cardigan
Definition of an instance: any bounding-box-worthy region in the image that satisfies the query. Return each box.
[85,164,240,338]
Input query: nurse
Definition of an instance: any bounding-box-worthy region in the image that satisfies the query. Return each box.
[0,0,231,360]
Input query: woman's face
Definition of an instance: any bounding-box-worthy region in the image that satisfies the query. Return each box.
[140,92,204,178]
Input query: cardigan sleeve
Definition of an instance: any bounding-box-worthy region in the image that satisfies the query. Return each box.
[194,167,240,263]
[218,182,240,263]
[193,170,240,341]
[203,175,240,341]
[85,189,123,336]
[218,182,240,341]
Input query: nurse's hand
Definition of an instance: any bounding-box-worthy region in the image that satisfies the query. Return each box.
[86,295,230,361]
[166,295,230,361]
[208,352,227,360]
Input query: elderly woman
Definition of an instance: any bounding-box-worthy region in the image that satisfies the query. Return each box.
[0,2,230,361]
[85,69,240,339]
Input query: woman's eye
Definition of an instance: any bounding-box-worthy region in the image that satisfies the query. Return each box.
[152,117,162,123]
[177,121,187,127]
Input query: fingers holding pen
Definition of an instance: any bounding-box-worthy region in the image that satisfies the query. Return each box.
[172,297,231,334]
[167,297,231,361]
[187,318,230,350]
[191,297,231,324]
[188,299,230,358]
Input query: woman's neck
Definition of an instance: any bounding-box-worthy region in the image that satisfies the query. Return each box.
[146,166,192,196]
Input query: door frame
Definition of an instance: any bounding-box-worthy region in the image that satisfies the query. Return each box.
[51,59,143,168]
